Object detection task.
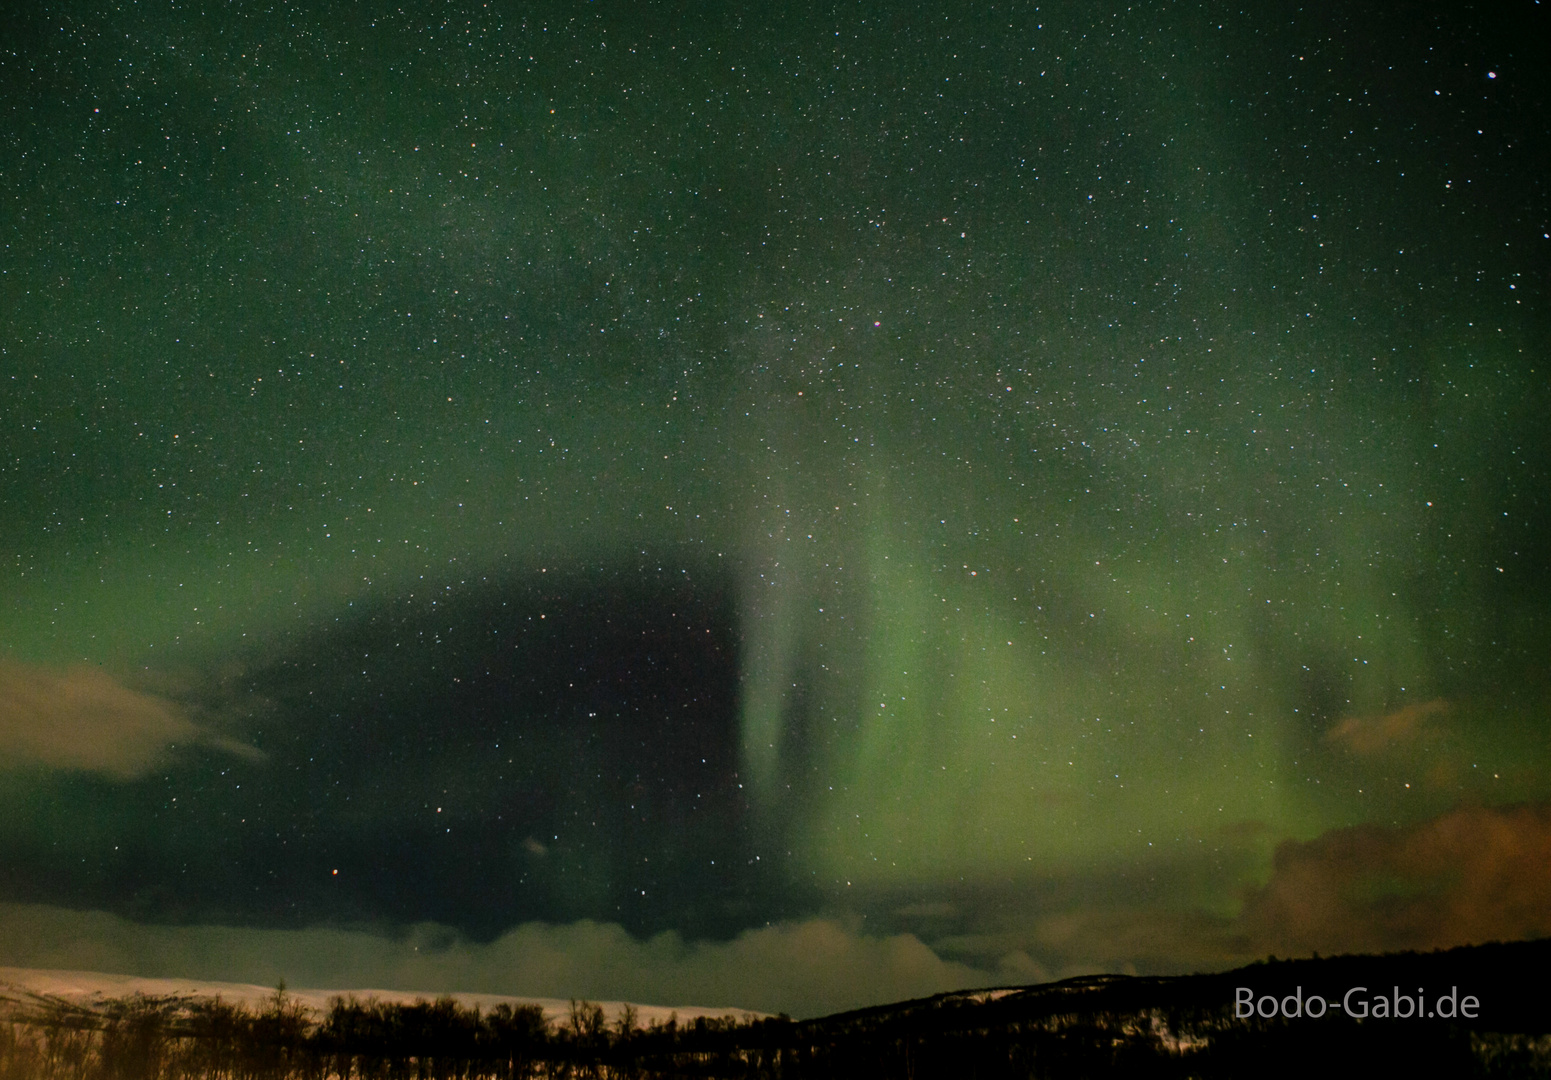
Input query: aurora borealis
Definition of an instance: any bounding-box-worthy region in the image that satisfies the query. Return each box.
[1,0,1548,1019]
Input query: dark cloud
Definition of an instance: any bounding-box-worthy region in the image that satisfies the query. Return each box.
[0,565,800,939]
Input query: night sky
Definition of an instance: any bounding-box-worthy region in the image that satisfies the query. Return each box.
[2,0,1548,1019]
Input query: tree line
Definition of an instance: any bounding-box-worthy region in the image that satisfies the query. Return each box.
[3,938,1547,1078]
[0,987,785,1080]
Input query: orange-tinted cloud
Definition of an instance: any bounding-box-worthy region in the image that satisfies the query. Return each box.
[1239,801,1551,957]
[1325,698,1449,755]
[0,659,260,779]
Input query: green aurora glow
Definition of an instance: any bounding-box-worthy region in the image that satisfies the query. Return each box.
[1,0,1547,1016]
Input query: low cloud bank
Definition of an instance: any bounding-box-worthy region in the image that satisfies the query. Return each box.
[920,802,1551,982]
[0,905,989,1019]
[4,803,1545,1017]
[1239,800,1551,957]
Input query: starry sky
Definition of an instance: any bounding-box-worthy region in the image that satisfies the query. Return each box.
[1,0,1548,1019]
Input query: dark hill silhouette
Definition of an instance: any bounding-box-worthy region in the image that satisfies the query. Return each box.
[760,937,1551,1077]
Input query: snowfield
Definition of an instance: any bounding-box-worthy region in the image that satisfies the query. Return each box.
[0,965,763,1028]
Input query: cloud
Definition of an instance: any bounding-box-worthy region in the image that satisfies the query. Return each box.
[0,905,990,1019]
[5,805,1543,1018]
[0,660,198,779]
[932,908,1241,983]
[1239,801,1551,957]
[1325,698,1449,756]
[920,802,1551,980]
[0,659,261,779]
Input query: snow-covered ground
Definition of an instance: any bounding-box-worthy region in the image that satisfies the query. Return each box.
[0,966,762,1028]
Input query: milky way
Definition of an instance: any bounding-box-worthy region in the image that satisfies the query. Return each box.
[1,0,1547,1017]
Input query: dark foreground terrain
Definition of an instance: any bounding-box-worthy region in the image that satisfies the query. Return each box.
[3,939,1548,1078]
